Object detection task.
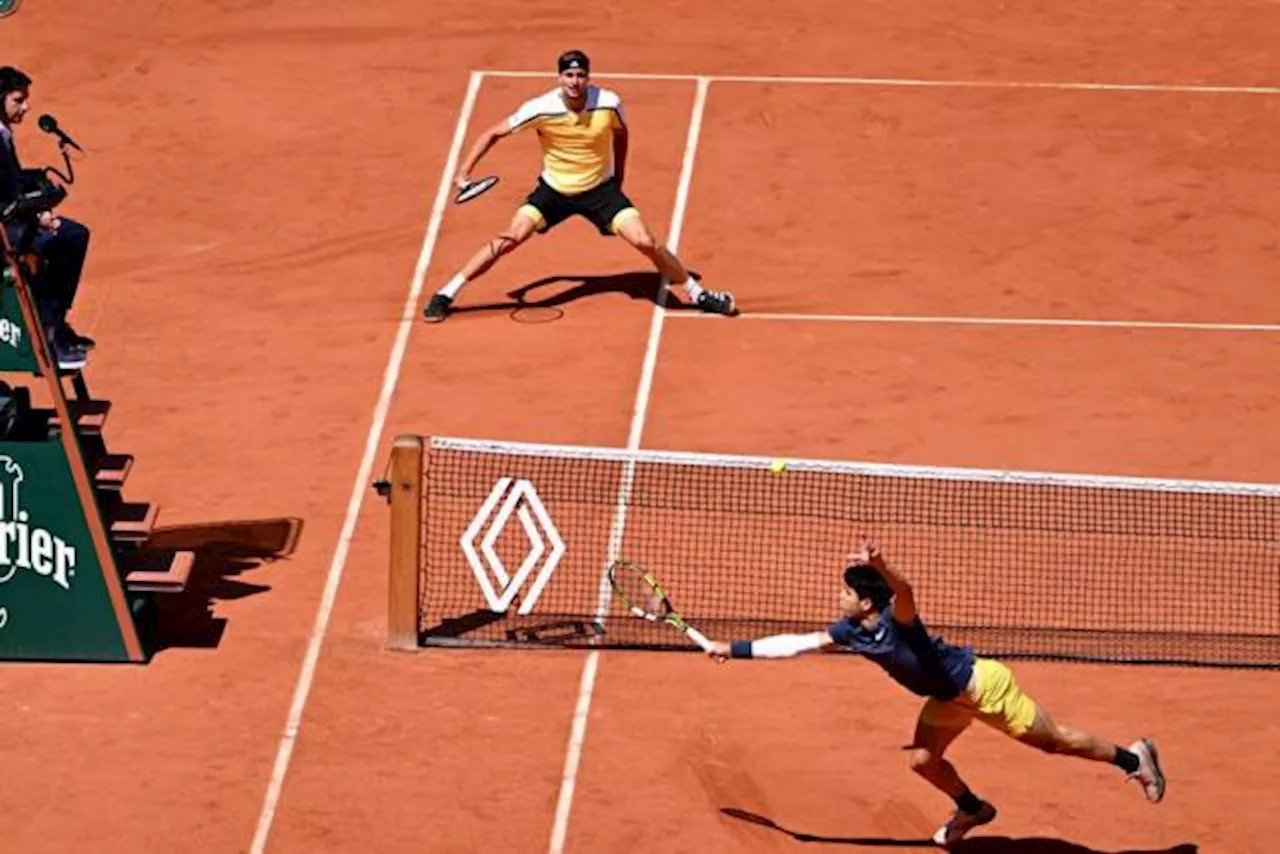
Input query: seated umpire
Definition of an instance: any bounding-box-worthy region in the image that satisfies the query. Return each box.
[1,65,94,370]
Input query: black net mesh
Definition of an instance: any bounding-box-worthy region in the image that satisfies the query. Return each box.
[417,439,1280,667]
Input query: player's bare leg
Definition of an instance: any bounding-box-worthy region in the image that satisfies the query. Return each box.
[613,211,736,315]
[1017,707,1166,803]
[424,209,540,323]
[909,718,998,847]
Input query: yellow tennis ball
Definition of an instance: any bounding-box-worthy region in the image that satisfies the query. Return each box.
[770,459,787,474]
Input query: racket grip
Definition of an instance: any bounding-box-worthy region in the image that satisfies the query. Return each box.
[684,626,714,653]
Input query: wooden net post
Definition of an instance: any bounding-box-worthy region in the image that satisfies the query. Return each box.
[386,434,424,651]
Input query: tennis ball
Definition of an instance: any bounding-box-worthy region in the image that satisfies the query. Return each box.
[770,459,788,474]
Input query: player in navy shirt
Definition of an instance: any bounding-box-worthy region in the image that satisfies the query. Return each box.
[708,540,1166,847]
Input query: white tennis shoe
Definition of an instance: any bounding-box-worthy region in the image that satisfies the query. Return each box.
[933,800,997,847]
[1128,738,1166,803]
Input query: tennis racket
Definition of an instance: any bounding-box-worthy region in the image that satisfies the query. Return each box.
[455,175,499,204]
[607,559,713,652]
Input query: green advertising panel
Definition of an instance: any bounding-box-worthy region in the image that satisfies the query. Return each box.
[0,268,40,374]
[0,438,134,661]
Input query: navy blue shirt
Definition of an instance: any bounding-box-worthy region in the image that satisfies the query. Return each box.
[828,604,975,701]
[0,123,29,247]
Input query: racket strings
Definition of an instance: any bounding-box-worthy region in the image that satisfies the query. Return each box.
[457,175,499,203]
[612,565,667,620]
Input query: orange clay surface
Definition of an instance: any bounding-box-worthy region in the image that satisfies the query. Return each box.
[3,1,1280,852]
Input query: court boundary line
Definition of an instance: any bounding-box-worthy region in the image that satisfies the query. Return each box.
[546,76,712,854]
[666,312,1280,333]
[247,70,485,854]
[479,68,1280,95]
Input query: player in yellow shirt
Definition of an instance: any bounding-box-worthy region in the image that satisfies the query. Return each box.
[423,50,736,322]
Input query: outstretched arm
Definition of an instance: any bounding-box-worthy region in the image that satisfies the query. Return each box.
[706,631,835,662]
[454,118,514,189]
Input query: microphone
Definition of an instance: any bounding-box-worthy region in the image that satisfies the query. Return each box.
[37,114,83,152]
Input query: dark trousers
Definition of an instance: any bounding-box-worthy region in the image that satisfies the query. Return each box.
[29,216,89,330]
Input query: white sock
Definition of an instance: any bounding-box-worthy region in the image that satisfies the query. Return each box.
[439,273,467,299]
[683,276,705,301]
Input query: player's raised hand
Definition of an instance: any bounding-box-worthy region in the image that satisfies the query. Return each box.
[848,538,887,570]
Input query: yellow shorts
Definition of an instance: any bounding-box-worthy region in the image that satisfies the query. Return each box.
[919,658,1040,738]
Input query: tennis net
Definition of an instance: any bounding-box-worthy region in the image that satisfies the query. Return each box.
[396,436,1280,667]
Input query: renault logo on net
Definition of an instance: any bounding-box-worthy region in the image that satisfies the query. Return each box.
[461,478,564,615]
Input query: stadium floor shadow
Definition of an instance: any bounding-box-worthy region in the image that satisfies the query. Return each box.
[719,808,1197,853]
[143,517,304,652]
[446,270,703,318]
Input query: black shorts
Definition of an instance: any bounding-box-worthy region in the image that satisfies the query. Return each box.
[522,177,637,236]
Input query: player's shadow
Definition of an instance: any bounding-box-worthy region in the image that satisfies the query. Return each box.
[448,270,702,317]
[953,842,1197,854]
[143,517,304,652]
[720,809,931,848]
[719,809,1196,853]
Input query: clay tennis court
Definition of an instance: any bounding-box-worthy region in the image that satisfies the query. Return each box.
[4,1,1280,852]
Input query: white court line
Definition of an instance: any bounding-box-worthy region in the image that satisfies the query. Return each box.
[248,70,484,854]
[546,76,713,854]
[480,68,1280,95]
[667,311,1280,333]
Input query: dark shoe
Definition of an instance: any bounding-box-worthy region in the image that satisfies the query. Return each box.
[696,289,737,316]
[44,327,85,371]
[61,324,96,351]
[423,293,453,323]
[54,343,88,372]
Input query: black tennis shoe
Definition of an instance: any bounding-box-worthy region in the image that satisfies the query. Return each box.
[423,293,453,323]
[696,289,737,316]
[61,323,96,351]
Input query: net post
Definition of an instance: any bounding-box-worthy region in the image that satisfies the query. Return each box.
[386,434,424,651]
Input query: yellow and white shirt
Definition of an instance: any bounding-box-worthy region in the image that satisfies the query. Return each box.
[507,86,626,196]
